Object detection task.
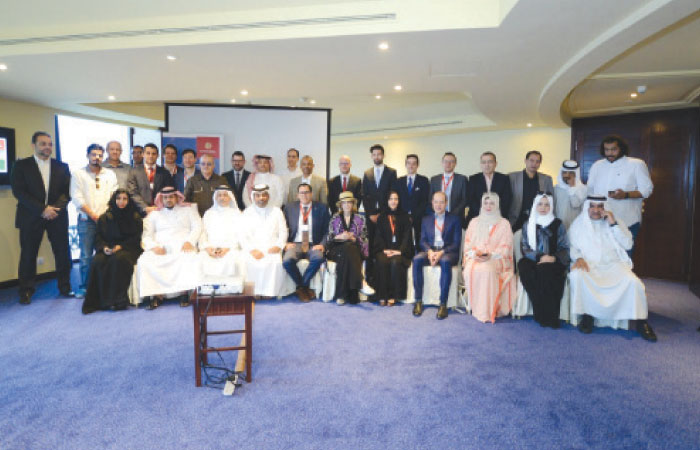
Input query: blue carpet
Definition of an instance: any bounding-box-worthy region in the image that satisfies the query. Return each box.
[1,271,699,449]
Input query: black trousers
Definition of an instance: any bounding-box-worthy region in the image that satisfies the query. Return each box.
[374,253,408,300]
[365,218,377,285]
[517,258,566,328]
[328,242,364,303]
[18,216,72,295]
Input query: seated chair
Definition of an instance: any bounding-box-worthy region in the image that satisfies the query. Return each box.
[280,259,325,299]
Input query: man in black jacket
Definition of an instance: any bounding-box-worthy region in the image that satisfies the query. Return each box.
[465,151,512,227]
[11,131,73,304]
[393,154,430,246]
[327,154,361,215]
[429,152,469,228]
[222,151,250,211]
[127,143,175,216]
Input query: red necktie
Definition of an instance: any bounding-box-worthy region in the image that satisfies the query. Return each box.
[147,166,155,183]
[342,176,347,192]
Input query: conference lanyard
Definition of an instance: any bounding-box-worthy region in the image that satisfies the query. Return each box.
[389,215,396,242]
[434,218,444,233]
[300,203,312,223]
[442,174,453,192]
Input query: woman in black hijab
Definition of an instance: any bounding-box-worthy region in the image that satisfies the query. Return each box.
[82,189,143,313]
[372,190,414,306]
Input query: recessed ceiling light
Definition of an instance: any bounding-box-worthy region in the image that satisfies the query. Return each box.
[230,98,236,103]
[394,85,402,91]
[108,95,116,101]
[0,64,7,71]
[378,42,389,51]
[166,55,176,61]
[526,123,533,128]
[630,92,638,98]
[375,95,382,100]
[240,90,248,96]
[310,99,316,105]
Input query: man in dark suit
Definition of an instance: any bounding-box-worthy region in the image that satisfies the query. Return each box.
[222,151,250,211]
[162,144,183,182]
[362,144,397,285]
[173,148,200,193]
[282,183,331,302]
[430,152,469,228]
[466,151,512,227]
[127,143,175,216]
[508,150,555,231]
[11,131,73,304]
[392,154,430,246]
[327,154,361,215]
[412,191,462,320]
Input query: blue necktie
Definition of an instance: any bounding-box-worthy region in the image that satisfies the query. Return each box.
[407,176,413,194]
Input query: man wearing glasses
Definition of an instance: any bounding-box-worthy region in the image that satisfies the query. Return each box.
[70,143,118,298]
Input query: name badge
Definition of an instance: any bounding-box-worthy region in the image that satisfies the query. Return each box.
[392,235,397,243]
[301,224,309,232]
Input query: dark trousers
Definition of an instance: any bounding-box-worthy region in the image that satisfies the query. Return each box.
[328,242,363,303]
[412,251,458,304]
[18,216,72,295]
[517,258,566,327]
[365,218,377,285]
[282,244,325,288]
[627,222,640,258]
[374,253,408,300]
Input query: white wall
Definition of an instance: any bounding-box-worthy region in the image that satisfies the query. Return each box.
[329,127,571,180]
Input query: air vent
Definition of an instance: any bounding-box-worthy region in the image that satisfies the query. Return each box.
[333,120,464,136]
[0,13,396,46]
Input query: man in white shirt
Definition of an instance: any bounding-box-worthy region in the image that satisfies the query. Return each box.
[286,155,328,204]
[586,135,653,256]
[242,184,289,297]
[137,187,202,309]
[280,148,302,201]
[70,143,118,298]
[568,196,656,341]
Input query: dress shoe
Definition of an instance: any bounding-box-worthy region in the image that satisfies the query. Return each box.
[296,287,310,303]
[147,297,158,310]
[578,314,594,334]
[305,287,317,301]
[437,304,448,320]
[59,289,74,298]
[19,292,31,305]
[637,320,657,342]
[412,301,424,317]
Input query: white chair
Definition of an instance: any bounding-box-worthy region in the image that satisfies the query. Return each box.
[280,259,325,299]
[511,229,571,322]
[404,264,465,309]
[321,261,371,302]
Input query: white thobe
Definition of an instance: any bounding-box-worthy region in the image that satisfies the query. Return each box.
[280,166,302,202]
[587,156,653,226]
[553,183,587,230]
[243,172,285,208]
[137,204,202,297]
[241,205,288,296]
[199,207,245,288]
[568,219,647,326]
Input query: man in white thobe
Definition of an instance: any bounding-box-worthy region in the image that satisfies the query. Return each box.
[568,196,656,341]
[198,186,245,294]
[553,160,587,229]
[243,155,285,208]
[280,148,302,202]
[137,187,202,309]
[242,184,288,297]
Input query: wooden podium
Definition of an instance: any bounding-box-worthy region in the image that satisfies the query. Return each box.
[192,283,254,386]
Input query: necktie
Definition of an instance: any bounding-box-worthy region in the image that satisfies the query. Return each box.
[342,176,347,192]
[147,166,155,183]
[375,167,380,187]
[301,206,310,253]
[235,171,240,187]
[407,176,413,194]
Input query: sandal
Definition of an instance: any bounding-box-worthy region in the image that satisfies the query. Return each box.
[379,299,387,306]
[388,299,396,306]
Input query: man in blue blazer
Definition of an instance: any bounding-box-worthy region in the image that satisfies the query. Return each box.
[11,131,73,304]
[283,182,331,302]
[412,191,462,319]
[429,152,469,228]
[393,154,430,247]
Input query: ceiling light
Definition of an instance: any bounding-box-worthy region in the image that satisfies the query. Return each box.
[394,85,402,91]
[378,42,389,51]
[108,95,116,101]
[630,92,638,98]
[310,99,317,105]
[166,55,176,61]
[526,123,532,128]
[0,64,7,71]
[375,95,382,100]
[240,90,248,96]
[230,98,236,103]
[637,85,647,94]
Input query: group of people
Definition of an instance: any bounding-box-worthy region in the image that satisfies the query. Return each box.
[10,131,657,341]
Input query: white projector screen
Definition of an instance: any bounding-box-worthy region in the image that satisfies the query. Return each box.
[165,103,331,178]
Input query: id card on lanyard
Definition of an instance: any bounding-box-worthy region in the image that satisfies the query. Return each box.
[389,215,396,243]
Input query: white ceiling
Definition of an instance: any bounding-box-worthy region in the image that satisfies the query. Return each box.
[0,0,698,139]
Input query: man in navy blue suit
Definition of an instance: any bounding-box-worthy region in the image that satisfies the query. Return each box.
[393,154,430,247]
[283,183,330,302]
[412,191,461,319]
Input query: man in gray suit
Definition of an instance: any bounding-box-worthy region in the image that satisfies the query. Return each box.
[127,143,175,216]
[286,155,328,205]
[429,152,469,228]
[508,150,554,231]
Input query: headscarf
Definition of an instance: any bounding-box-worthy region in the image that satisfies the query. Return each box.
[568,196,632,267]
[106,188,139,235]
[154,186,187,210]
[386,190,406,217]
[556,160,584,189]
[474,192,502,246]
[245,154,275,195]
[210,185,238,211]
[250,183,271,213]
[526,192,555,251]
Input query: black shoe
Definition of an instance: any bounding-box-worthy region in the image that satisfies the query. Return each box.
[437,305,448,320]
[147,297,158,310]
[179,294,190,307]
[59,289,74,298]
[637,321,657,342]
[578,314,593,334]
[412,301,424,317]
[19,292,31,305]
